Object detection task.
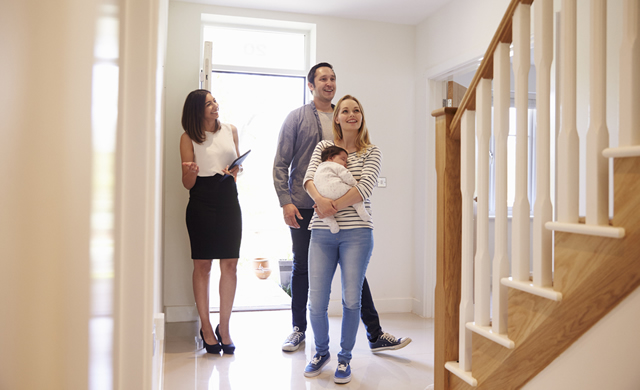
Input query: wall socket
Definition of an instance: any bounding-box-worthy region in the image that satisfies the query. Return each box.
[377,177,387,188]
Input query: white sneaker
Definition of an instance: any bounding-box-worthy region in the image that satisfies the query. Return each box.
[282,326,305,352]
[334,362,351,384]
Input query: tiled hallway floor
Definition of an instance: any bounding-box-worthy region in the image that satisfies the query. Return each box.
[163,310,434,389]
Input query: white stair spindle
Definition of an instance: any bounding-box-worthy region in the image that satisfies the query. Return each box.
[459,110,476,371]
[619,0,640,147]
[534,0,555,287]
[586,0,610,226]
[492,43,510,335]
[512,2,532,282]
[503,2,560,302]
[474,78,492,328]
[557,0,580,224]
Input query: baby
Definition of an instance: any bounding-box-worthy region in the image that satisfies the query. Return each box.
[313,145,371,233]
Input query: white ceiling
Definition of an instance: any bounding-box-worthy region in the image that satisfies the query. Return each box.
[177,0,453,25]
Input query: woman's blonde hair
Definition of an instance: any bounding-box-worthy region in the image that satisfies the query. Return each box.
[332,95,371,154]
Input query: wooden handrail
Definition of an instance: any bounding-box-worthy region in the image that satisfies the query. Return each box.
[449,0,533,139]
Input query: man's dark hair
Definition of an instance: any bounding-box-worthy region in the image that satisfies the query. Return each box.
[321,145,348,162]
[307,62,334,87]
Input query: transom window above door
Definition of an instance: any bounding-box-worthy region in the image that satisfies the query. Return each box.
[201,14,315,75]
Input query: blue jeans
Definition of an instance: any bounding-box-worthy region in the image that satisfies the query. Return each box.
[289,211,382,340]
[308,228,374,363]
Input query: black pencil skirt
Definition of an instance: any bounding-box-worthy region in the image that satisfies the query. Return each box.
[186,175,242,260]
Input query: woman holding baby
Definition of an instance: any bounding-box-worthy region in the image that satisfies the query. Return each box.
[301,94,382,384]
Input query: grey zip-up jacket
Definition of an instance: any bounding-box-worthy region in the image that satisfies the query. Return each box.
[273,101,333,209]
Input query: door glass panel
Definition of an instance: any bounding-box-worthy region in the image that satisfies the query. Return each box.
[204,26,306,70]
[209,71,305,309]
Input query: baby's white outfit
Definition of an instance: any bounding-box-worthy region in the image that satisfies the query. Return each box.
[313,161,372,233]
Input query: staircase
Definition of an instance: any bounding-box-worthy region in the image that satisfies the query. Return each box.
[431,1,640,389]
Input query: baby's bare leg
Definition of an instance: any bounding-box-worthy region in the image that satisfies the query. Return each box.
[352,202,371,222]
[322,216,340,234]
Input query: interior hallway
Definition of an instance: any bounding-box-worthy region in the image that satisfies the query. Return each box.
[163,310,434,389]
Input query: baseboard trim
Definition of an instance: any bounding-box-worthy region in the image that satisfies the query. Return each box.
[164,305,198,323]
[412,297,429,317]
[152,313,165,390]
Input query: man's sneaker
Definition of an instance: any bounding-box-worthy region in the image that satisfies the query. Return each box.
[369,332,412,352]
[334,362,351,384]
[282,327,305,352]
[304,352,331,377]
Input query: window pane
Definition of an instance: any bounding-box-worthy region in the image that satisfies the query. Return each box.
[509,107,517,135]
[203,26,306,70]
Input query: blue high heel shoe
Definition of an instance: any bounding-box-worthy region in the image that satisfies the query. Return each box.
[215,325,235,354]
[200,328,222,354]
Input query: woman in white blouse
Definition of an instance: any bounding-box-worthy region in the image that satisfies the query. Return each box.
[180,89,242,355]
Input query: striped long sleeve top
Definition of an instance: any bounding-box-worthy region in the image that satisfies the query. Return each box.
[303,140,382,230]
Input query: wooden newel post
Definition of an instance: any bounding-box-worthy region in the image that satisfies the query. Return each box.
[432,107,462,390]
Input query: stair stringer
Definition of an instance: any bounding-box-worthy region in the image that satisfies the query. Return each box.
[449,156,640,390]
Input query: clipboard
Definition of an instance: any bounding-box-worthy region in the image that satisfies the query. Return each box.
[220,149,251,181]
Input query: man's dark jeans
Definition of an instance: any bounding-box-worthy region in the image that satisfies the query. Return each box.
[289,209,382,342]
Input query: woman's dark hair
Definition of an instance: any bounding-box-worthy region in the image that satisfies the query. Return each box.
[307,62,334,87]
[321,145,348,162]
[181,89,209,144]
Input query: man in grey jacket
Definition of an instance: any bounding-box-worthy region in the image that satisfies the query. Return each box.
[273,62,411,353]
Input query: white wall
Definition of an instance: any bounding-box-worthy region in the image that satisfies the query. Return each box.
[523,287,640,390]
[164,1,417,321]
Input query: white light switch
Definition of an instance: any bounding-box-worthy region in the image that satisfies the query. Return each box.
[377,177,387,188]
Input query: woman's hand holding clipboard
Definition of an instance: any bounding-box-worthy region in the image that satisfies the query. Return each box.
[220,150,251,181]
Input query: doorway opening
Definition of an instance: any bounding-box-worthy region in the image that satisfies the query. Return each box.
[200,15,314,311]
[208,71,306,311]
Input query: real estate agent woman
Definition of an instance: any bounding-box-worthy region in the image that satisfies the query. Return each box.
[179,89,242,355]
